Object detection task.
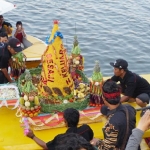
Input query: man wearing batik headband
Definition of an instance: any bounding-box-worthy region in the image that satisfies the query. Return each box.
[110,59,150,108]
[92,80,137,150]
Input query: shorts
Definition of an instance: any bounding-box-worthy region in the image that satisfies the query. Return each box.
[136,93,150,104]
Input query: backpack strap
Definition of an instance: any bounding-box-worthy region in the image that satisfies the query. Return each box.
[120,106,129,150]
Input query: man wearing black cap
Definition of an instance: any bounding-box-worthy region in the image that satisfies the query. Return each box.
[7,38,22,54]
[110,59,150,107]
[7,38,26,79]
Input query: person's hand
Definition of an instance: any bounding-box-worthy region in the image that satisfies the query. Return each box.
[26,129,35,139]
[137,110,150,132]
[16,28,20,32]
[90,138,101,146]
[21,27,24,32]
[9,80,13,83]
[9,79,15,83]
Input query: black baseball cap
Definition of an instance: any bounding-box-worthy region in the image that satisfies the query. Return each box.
[110,59,128,69]
[8,38,22,52]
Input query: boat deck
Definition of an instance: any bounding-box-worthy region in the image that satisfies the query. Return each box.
[0,103,150,150]
[22,35,47,68]
[23,35,47,61]
[1,75,150,149]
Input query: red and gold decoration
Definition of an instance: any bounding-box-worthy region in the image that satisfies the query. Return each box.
[38,21,75,109]
[68,36,85,87]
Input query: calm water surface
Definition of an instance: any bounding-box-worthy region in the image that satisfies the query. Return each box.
[5,0,150,77]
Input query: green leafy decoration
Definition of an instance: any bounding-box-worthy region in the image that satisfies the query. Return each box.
[75,70,90,83]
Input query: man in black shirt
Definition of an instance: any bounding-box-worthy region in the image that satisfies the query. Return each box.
[110,59,150,107]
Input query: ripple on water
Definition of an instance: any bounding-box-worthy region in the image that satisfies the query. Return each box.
[5,0,150,77]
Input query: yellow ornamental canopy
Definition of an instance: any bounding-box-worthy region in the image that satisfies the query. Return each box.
[39,22,74,100]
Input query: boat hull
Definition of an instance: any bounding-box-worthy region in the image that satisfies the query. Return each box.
[26,60,41,69]
[22,35,47,69]
[0,103,150,150]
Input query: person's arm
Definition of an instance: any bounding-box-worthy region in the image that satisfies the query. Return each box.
[125,110,150,150]
[14,29,18,37]
[7,26,12,34]
[26,129,48,150]
[32,136,48,150]
[0,56,12,83]
[111,75,119,82]
[125,128,144,150]
[1,68,12,83]
[121,78,136,102]
[21,28,26,37]
[120,95,130,103]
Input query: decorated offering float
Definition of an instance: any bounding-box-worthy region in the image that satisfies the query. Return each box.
[38,20,90,113]
[19,70,41,117]
[14,21,103,130]
[0,20,150,150]
[1,1,150,149]
[18,21,91,114]
[69,35,85,86]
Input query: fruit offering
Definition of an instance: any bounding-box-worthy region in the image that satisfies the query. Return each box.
[68,35,90,90]
[69,36,84,74]
[19,70,41,117]
[74,83,90,101]
[89,61,104,107]
[19,95,41,117]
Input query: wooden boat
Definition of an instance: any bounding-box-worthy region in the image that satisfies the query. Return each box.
[22,35,47,68]
[1,0,47,69]
[0,74,150,150]
[1,1,150,149]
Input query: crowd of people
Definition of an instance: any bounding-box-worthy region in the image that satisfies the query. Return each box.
[1,15,150,150]
[0,15,26,83]
[0,15,26,42]
[26,61,150,150]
